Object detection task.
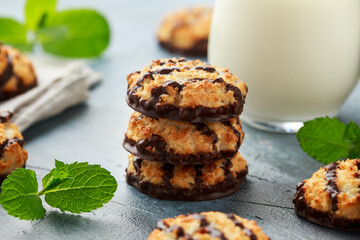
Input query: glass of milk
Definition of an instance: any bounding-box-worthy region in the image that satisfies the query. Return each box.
[209,0,360,133]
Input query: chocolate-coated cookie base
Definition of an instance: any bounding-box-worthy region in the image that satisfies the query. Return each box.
[126,97,243,123]
[159,39,208,57]
[123,136,239,165]
[126,168,247,201]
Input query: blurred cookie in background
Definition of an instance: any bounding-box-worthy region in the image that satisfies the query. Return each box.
[157,6,212,57]
[0,44,37,101]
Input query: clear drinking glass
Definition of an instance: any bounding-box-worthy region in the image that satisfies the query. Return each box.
[209,0,360,133]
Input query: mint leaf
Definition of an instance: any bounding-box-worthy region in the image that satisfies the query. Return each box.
[43,161,117,213]
[0,168,45,220]
[0,18,32,51]
[0,160,117,221]
[38,9,110,58]
[297,117,350,164]
[344,121,360,143]
[25,0,57,30]
[345,121,360,159]
[41,160,71,192]
[349,142,360,159]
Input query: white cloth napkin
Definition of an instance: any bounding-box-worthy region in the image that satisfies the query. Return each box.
[0,55,102,131]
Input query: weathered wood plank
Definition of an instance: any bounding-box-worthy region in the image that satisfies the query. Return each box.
[1,0,359,239]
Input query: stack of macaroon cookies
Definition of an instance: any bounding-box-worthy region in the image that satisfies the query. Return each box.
[123,57,248,201]
[0,44,37,101]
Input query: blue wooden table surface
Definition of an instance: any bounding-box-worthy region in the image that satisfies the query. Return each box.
[0,1,359,239]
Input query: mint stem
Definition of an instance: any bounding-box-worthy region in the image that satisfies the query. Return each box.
[37,188,46,196]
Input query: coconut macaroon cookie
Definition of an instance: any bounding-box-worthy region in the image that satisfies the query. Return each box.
[148,211,270,240]
[0,44,37,101]
[157,6,212,56]
[127,58,248,123]
[124,111,244,165]
[293,159,360,231]
[0,111,28,182]
[126,153,248,201]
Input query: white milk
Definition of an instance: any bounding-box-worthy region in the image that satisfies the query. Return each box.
[209,0,360,123]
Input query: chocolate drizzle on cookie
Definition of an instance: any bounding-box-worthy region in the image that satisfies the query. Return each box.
[132,156,143,174]
[0,111,12,123]
[135,134,167,158]
[0,138,24,158]
[193,66,216,73]
[192,214,227,240]
[161,163,175,187]
[153,67,180,75]
[193,165,204,188]
[126,58,246,122]
[0,52,13,88]
[194,122,219,145]
[157,220,187,239]
[221,157,233,180]
[324,162,340,211]
[223,119,242,151]
[227,214,257,240]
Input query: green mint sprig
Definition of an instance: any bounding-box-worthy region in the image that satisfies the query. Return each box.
[0,160,117,220]
[297,116,360,164]
[0,0,110,57]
